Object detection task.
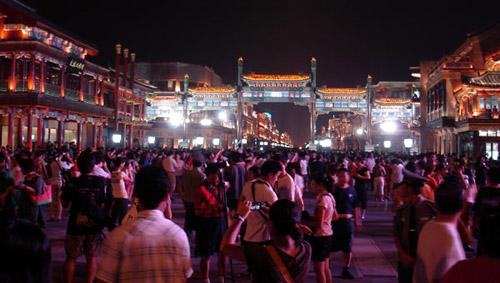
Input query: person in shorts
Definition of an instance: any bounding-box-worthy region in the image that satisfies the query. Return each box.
[61,151,111,283]
[310,174,335,283]
[331,168,358,279]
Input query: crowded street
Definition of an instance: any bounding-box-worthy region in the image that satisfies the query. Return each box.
[47,192,399,282]
[0,1,499,283]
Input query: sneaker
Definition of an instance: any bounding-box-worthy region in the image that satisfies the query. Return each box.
[342,267,355,279]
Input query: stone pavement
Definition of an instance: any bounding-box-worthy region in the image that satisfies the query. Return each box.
[47,193,398,282]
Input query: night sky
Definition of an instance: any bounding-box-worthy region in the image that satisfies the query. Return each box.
[25,0,499,145]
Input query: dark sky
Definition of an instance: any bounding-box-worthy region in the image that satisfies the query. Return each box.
[25,0,499,145]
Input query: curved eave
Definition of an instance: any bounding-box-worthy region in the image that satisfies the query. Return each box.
[316,88,366,95]
[242,74,310,82]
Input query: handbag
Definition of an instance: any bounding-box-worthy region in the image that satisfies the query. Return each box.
[31,183,52,206]
[265,245,295,283]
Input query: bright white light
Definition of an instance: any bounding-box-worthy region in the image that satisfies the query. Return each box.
[218,111,228,121]
[319,139,332,147]
[383,140,392,148]
[380,121,398,134]
[147,136,156,144]
[169,113,183,127]
[314,140,319,145]
[112,134,122,144]
[356,128,363,135]
[194,137,204,146]
[259,147,264,151]
[404,138,413,148]
[263,141,268,146]
[213,138,220,146]
[185,118,190,123]
[241,138,247,145]
[200,118,213,126]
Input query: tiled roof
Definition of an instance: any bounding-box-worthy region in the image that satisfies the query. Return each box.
[462,72,500,87]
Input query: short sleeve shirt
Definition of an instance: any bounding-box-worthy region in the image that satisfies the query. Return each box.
[241,179,278,242]
[315,193,335,236]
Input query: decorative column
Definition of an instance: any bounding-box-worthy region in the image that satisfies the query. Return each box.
[94,77,99,104]
[7,112,13,148]
[236,57,243,141]
[79,73,84,102]
[28,54,35,91]
[130,52,136,88]
[16,115,23,149]
[59,66,65,97]
[99,80,104,106]
[91,124,97,148]
[26,109,33,151]
[37,115,43,146]
[9,53,16,91]
[122,49,129,87]
[130,102,135,121]
[40,58,45,93]
[57,119,63,150]
[366,74,373,146]
[114,44,121,131]
[97,125,103,147]
[122,124,127,148]
[129,124,134,149]
[309,102,316,144]
[76,122,82,153]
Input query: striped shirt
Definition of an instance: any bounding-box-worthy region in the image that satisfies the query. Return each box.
[96,209,193,282]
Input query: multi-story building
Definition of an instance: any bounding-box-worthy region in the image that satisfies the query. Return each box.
[420,24,500,159]
[0,1,153,151]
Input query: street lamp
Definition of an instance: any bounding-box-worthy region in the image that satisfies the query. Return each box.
[356,128,363,136]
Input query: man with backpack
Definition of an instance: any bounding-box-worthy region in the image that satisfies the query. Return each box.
[61,151,113,283]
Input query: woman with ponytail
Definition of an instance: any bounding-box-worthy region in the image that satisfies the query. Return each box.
[221,199,312,283]
[309,174,335,283]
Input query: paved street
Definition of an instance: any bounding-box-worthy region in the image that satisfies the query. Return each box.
[47,193,398,283]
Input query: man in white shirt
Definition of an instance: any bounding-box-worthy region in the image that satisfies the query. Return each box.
[240,160,281,244]
[162,150,179,191]
[299,153,309,192]
[413,178,465,283]
[92,152,111,179]
[96,166,192,283]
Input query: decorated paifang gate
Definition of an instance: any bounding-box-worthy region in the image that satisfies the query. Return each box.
[184,58,373,147]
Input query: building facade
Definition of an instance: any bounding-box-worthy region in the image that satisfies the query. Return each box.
[0,1,153,151]
[420,24,500,159]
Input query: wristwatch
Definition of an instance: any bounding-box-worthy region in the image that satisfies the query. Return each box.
[233,214,245,222]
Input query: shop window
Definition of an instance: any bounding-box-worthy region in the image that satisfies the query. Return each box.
[485,142,499,160]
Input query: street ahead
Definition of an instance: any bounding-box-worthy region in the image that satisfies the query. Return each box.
[47,193,398,283]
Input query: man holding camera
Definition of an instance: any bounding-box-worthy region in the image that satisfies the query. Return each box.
[240,160,281,245]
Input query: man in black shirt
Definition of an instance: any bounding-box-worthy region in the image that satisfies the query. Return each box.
[331,168,359,279]
[473,166,500,255]
[61,151,112,283]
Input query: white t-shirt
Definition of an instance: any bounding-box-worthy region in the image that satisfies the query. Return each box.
[240,179,278,243]
[294,174,305,194]
[299,159,308,175]
[111,170,128,199]
[276,173,296,201]
[175,159,185,177]
[162,156,178,173]
[413,220,465,283]
[93,166,111,179]
[315,193,335,236]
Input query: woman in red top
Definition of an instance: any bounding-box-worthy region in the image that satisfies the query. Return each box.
[194,164,227,283]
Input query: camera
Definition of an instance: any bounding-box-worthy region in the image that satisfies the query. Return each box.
[250,201,267,211]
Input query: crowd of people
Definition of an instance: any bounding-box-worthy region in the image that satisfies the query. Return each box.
[0,143,499,283]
